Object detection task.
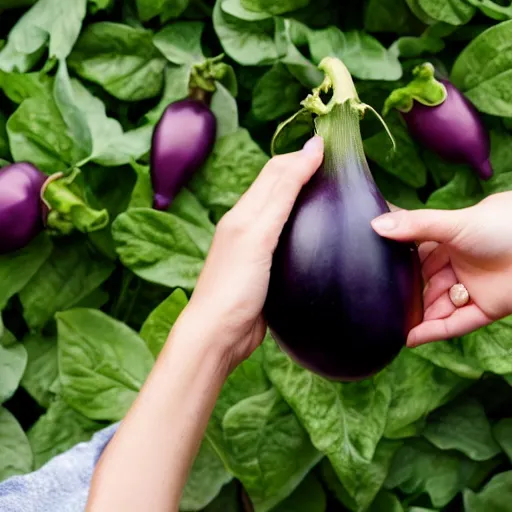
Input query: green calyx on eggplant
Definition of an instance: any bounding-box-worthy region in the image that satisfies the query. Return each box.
[383,62,493,181]
[264,57,424,382]
[0,162,109,255]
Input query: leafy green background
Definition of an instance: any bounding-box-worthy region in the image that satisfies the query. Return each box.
[1,0,512,511]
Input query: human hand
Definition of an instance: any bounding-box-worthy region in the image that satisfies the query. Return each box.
[371,191,512,347]
[179,136,324,370]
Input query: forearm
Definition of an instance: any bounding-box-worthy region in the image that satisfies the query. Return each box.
[85,313,229,512]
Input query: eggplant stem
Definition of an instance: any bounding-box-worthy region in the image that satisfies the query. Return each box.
[364,103,396,152]
[318,56,359,106]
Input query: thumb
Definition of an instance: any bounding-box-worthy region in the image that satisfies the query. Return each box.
[370,208,464,243]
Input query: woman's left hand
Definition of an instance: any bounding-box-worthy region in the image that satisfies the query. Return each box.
[182,135,324,370]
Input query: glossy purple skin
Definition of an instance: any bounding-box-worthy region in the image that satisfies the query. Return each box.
[0,162,47,254]
[402,79,493,180]
[264,161,423,382]
[150,98,217,210]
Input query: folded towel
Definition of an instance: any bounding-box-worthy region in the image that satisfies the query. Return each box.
[0,422,119,511]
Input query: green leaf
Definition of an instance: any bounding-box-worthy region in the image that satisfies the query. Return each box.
[153,21,205,65]
[140,288,189,358]
[0,234,52,310]
[389,34,445,59]
[493,419,512,461]
[136,0,188,21]
[0,112,9,160]
[320,439,402,512]
[367,491,404,512]
[0,70,52,104]
[222,387,322,512]
[222,0,272,21]
[372,170,425,210]
[364,0,423,34]
[6,88,84,173]
[68,22,167,101]
[189,128,268,216]
[27,398,103,469]
[21,333,58,408]
[0,0,86,72]
[463,470,512,511]
[145,64,192,124]
[252,63,304,121]
[0,407,33,480]
[413,339,484,379]
[206,346,321,512]
[210,81,240,139]
[240,0,309,16]
[384,438,480,508]
[466,0,512,20]
[112,190,215,290]
[270,473,326,512]
[481,130,512,195]
[213,0,279,66]
[417,0,475,25]
[203,481,242,512]
[19,238,115,329]
[463,316,512,375]
[451,20,512,116]
[422,397,501,461]
[307,27,402,81]
[364,112,427,188]
[57,308,154,421]
[263,338,393,511]
[426,169,484,210]
[384,350,468,439]
[180,438,232,511]
[0,342,27,403]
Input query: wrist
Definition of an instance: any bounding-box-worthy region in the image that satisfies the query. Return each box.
[162,303,232,379]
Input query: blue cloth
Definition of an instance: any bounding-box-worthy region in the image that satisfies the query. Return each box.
[0,422,119,511]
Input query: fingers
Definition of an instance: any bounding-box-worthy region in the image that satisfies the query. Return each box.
[232,135,323,221]
[371,208,465,244]
[217,135,324,249]
[423,265,457,310]
[407,304,491,347]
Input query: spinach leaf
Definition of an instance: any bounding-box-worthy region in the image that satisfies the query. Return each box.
[451,20,512,116]
[417,0,475,25]
[463,470,512,511]
[21,333,58,408]
[0,407,33,480]
[0,0,86,73]
[190,128,268,216]
[0,234,52,310]
[307,27,402,81]
[0,342,27,404]
[68,22,167,101]
[153,21,205,65]
[263,337,393,511]
[112,190,215,290]
[57,308,154,421]
[27,398,104,469]
[423,398,501,461]
[19,238,115,329]
[213,0,280,66]
[240,0,309,16]
[140,288,189,357]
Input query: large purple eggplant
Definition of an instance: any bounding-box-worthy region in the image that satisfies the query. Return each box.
[0,162,47,254]
[150,97,217,210]
[264,57,423,382]
[383,63,493,181]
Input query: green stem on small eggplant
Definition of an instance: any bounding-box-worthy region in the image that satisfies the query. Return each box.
[382,62,447,116]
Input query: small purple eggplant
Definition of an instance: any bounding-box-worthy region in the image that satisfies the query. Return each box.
[383,63,493,181]
[0,162,47,254]
[264,57,424,382]
[150,97,217,210]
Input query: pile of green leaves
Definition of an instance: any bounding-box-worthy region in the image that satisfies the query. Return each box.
[1,0,512,510]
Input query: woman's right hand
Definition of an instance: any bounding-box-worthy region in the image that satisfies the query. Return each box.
[370,191,512,347]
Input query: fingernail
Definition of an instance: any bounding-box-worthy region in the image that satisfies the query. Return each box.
[371,214,397,232]
[302,135,323,154]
